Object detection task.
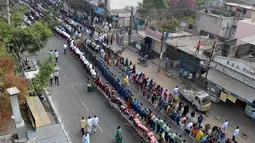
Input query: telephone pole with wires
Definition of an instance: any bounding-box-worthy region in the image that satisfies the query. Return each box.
[104,0,108,22]
[7,0,10,25]
[128,6,133,45]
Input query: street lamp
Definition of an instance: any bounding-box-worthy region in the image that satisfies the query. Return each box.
[7,87,27,142]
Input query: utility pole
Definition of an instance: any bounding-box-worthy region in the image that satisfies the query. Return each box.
[89,7,92,24]
[157,22,165,72]
[104,0,108,22]
[128,6,133,45]
[203,41,216,87]
[7,0,10,25]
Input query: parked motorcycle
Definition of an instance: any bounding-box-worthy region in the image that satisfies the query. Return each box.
[137,58,149,67]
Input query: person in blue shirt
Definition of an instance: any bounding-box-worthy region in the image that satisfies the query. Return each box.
[82,132,90,143]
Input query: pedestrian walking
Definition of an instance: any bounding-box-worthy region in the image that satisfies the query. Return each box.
[110,32,113,45]
[63,44,67,54]
[124,75,129,87]
[80,117,87,135]
[54,50,59,62]
[82,132,90,143]
[221,119,228,132]
[49,72,53,87]
[48,49,54,57]
[195,41,201,54]
[232,126,239,142]
[115,126,122,143]
[87,116,93,134]
[92,115,99,133]
[173,86,179,98]
[54,70,59,85]
[165,57,169,69]
[197,115,204,127]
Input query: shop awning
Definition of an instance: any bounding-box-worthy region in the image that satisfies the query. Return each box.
[203,69,255,103]
[95,8,103,13]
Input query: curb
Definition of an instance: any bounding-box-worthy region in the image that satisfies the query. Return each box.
[44,90,72,143]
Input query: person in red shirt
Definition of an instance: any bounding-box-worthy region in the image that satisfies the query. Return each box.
[195,41,201,54]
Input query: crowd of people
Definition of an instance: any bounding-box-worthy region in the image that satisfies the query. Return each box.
[82,37,240,143]
[67,37,159,143]
[51,9,240,143]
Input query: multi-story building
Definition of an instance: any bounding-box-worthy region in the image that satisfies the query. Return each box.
[195,3,255,40]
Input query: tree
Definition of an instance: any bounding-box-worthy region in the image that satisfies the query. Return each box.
[10,5,29,27]
[138,0,194,72]
[30,57,55,95]
[2,21,52,56]
[138,0,194,32]
[0,44,28,125]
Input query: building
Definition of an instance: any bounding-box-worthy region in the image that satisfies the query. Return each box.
[107,0,143,10]
[235,19,255,44]
[195,3,254,40]
[203,38,255,119]
[164,34,215,73]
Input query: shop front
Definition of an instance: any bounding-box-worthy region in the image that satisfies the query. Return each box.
[145,30,167,55]
[203,56,255,119]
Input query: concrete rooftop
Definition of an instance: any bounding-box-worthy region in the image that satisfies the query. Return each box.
[165,35,216,60]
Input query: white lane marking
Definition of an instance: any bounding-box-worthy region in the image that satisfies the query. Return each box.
[65,83,76,88]
[72,86,78,94]
[64,74,69,80]
[47,95,72,143]
[66,51,119,139]
[82,101,89,111]
[98,125,103,132]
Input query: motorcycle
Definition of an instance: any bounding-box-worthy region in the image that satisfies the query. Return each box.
[137,58,149,67]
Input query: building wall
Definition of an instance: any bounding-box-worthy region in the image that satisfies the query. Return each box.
[195,11,235,39]
[153,40,167,54]
[108,0,143,9]
[235,19,255,45]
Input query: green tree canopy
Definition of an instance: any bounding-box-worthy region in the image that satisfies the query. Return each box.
[31,57,55,95]
[138,0,194,32]
[0,21,52,56]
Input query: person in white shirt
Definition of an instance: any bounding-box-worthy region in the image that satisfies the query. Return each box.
[54,50,59,62]
[184,122,193,135]
[232,126,239,142]
[173,86,179,98]
[48,50,54,56]
[50,73,54,87]
[92,115,99,133]
[221,119,228,132]
[53,70,59,85]
[63,44,67,54]
[87,116,93,134]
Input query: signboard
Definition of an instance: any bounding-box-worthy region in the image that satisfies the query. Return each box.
[220,91,227,102]
[245,104,255,119]
[145,30,162,41]
[213,56,255,80]
[227,94,237,103]
[119,13,131,18]
[210,62,255,89]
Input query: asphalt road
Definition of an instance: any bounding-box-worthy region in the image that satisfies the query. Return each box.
[36,36,143,143]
